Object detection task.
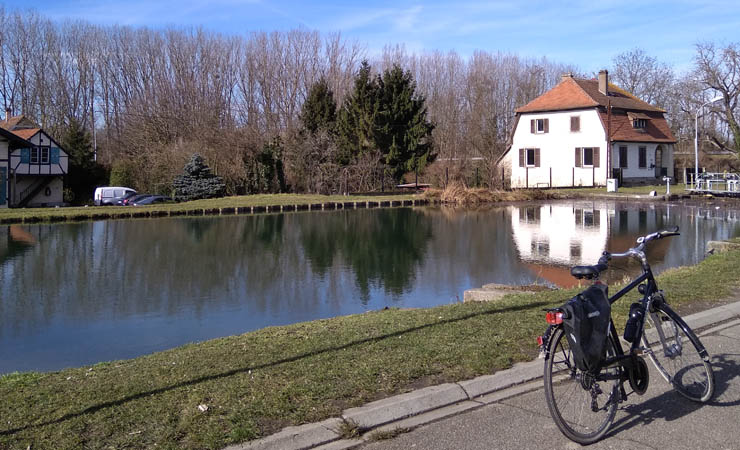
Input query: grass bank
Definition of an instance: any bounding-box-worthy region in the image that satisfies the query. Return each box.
[2,248,740,449]
[0,193,422,224]
[0,184,695,224]
[423,183,691,206]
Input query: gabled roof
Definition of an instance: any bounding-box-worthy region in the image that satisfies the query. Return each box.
[0,115,66,149]
[516,76,664,114]
[598,110,675,143]
[0,114,39,131]
[11,128,41,140]
[0,127,33,147]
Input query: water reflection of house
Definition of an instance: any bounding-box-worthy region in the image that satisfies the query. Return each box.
[511,203,608,266]
[511,203,680,287]
[0,225,37,265]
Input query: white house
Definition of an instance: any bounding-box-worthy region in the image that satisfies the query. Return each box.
[0,114,69,208]
[499,70,676,189]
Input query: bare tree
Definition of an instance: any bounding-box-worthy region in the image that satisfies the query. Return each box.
[694,42,740,156]
[611,48,674,108]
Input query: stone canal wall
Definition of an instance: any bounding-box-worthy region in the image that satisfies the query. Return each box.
[0,199,433,225]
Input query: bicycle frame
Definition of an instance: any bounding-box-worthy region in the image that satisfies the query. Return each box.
[598,252,710,382]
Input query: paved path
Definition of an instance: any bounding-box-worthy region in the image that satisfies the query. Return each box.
[359,321,740,450]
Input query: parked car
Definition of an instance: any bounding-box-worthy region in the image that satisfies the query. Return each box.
[121,194,153,206]
[114,191,141,206]
[94,187,137,206]
[130,195,173,206]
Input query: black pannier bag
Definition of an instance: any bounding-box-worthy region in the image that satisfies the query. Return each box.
[561,283,611,372]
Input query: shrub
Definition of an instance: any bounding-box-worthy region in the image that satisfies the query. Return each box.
[172,153,226,201]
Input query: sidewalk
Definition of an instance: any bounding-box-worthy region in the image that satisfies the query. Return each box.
[227,301,740,450]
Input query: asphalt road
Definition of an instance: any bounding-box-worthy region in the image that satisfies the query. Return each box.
[361,322,740,450]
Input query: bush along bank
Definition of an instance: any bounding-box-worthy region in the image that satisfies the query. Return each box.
[2,247,740,449]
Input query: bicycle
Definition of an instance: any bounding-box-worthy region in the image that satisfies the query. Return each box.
[539,227,714,444]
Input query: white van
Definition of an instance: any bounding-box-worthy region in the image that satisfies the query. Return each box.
[94,187,137,206]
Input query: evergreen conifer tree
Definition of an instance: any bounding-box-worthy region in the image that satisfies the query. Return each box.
[335,61,378,166]
[173,153,226,201]
[62,118,107,203]
[300,78,337,135]
[374,65,435,183]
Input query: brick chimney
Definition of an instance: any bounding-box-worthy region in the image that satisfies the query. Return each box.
[4,107,10,121]
[598,70,609,95]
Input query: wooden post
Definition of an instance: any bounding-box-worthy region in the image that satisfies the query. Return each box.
[572,167,575,187]
[549,167,552,188]
[526,167,529,188]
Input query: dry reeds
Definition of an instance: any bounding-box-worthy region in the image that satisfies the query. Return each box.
[426,182,564,205]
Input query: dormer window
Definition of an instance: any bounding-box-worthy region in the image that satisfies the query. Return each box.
[627,112,650,130]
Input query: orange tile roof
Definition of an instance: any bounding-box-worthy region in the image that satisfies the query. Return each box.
[11,128,40,140]
[515,75,675,144]
[598,110,675,143]
[516,76,664,114]
[516,77,598,113]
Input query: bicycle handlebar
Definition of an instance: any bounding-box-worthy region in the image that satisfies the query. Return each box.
[599,227,680,265]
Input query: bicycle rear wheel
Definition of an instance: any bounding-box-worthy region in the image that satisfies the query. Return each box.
[543,326,619,444]
[642,303,714,402]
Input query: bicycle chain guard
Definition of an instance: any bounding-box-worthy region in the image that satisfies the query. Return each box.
[628,356,650,395]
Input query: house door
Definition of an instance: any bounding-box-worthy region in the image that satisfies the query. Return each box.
[655,146,663,178]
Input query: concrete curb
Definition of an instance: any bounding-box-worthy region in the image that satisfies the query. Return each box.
[227,300,740,450]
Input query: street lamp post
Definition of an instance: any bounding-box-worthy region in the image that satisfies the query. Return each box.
[694,95,723,187]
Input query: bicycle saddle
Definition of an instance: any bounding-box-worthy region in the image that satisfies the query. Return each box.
[570,264,607,279]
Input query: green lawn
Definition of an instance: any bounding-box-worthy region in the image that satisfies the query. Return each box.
[554,183,689,196]
[0,193,422,224]
[2,248,739,449]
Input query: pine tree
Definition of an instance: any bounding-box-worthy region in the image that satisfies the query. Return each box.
[62,118,107,203]
[300,78,337,135]
[335,61,378,166]
[374,65,435,183]
[173,153,226,201]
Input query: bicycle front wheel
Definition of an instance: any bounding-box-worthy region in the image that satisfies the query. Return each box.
[543,327,619,444]
[642,303,714,402]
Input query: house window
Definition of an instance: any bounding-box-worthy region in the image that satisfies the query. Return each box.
[575,208,601,228]
[639,146,647,168]
[632,118,647,129]
[30,148,39,164]
[519,206,541,224]
[41,147,50,164]
[530,118,549,134]
[518,148,540,167]
[575,147,600,168]
[570,116,580,132]
[570,242,581,259]
[531,238,550,257]
[619,146,628,168]
[583,148,594,166]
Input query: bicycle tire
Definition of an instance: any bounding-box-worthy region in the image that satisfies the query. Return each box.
[544,326,619,444]
[642,303,714,402]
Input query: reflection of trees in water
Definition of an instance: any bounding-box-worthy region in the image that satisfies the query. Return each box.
[299,209,433,302]
[0,210,433,335]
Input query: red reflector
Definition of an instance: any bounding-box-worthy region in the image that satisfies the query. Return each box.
[537,336,544,346]
[546,311,563,325]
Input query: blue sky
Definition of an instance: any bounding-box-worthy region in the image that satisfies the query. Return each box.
[4,0,739,73]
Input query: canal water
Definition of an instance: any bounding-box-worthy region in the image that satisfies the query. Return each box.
[1,200,738,373]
